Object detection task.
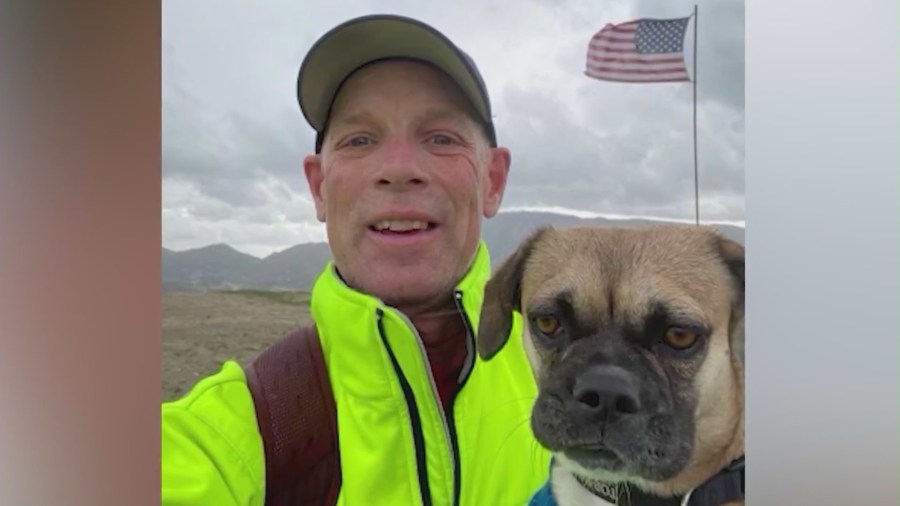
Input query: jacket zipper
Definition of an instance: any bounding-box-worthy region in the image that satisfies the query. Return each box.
[376,308,433,506]
[377,290,477,506]
[448,290,477,506]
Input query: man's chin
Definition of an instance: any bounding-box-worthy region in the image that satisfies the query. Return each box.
[371,279,451,309]
[336,267,446,304]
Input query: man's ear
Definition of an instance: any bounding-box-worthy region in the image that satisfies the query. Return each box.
[716,234,745,366]
[303,154,327,222]
[482,147,511,218]
[477,227,550,360]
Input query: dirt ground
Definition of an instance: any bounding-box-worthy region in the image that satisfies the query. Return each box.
[162,290,312,401]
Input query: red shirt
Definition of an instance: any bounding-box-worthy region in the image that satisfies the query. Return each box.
[425,339,468,409]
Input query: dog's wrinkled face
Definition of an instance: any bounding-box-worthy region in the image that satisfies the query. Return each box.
[478,226,744,494]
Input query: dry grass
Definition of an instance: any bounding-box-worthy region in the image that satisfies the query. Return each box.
[162,290,312,401]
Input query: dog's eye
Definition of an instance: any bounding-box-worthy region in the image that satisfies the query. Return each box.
[663,326,698,350]
[533,315,561,336]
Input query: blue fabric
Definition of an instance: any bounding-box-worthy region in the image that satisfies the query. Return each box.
[528,457,558,506]
[528,481,557,506]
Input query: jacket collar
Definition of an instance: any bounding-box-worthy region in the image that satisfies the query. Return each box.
[309,240,492,318]
[308,241,492,360]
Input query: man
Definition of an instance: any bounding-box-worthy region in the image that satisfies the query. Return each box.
[162,14,551,506]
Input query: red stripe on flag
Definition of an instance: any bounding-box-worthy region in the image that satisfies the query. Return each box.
[592,33,635,42]
[584,71,690,83]
[588,54,684,64]
[587,46,641,54]
[586,64,688,75]
[586,67,690,80]
[589,42,636,51]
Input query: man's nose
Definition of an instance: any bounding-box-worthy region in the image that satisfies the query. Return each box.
[374,136,429,189]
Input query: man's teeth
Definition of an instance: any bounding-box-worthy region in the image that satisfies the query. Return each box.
[373,220,429,232]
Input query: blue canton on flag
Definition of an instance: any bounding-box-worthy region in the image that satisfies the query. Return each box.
[635,18,690,55]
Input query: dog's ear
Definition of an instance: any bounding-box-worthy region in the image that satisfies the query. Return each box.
[716,234,745,366]
[477,227,550,360]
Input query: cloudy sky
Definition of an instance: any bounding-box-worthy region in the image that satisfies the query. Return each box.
[162,0,744,258]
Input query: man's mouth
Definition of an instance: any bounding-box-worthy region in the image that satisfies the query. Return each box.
[368,220,438,234]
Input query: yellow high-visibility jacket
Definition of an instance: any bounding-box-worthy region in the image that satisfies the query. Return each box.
[161,242,551,505]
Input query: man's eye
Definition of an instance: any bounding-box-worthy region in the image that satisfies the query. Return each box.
[348,136,371,147]
[430,134,453,145]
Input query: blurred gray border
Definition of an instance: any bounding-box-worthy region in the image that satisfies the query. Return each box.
[747,0,899,502]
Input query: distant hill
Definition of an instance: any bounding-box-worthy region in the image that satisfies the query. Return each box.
[482,212,743,266]
[161,243,261,290]
[162,211,744,291]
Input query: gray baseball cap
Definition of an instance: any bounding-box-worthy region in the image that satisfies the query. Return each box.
[296,14,497,153]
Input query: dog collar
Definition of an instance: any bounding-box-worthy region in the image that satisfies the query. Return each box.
[574,456,745,506]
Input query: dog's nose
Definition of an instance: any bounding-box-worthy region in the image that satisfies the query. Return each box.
[571,365,641,418]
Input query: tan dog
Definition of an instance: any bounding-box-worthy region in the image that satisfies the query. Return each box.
[478,226,744,506]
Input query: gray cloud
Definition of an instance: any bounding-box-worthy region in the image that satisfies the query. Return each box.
[494,73,744,220]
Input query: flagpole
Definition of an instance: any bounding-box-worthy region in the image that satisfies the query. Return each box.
[692,4,699,226]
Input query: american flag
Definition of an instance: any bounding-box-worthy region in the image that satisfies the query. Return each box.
[585,16,692,83]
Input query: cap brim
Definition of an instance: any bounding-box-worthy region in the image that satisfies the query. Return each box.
[297,15,493,141]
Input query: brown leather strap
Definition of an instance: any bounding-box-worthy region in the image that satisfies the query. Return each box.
[245,324,341,506]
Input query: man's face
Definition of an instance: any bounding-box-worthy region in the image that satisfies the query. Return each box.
[303,60,510,309]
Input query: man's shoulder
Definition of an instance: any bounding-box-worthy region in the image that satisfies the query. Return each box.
[163,360,253,414]
[161,360,266,505]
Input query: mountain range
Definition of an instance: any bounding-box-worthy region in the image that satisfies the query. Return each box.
[162,211,744,291]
